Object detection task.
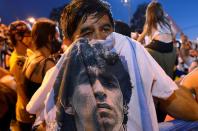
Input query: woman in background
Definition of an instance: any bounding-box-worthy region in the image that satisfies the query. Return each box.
[137,2,177,122]
[138,2,177,79]
[20,18,61,130]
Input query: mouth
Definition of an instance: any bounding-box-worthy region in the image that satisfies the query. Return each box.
[96,103,114,121]
[97,103,112,110]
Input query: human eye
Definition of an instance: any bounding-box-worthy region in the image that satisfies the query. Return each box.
[80,28,93,38]
[100,77,117,89]
[81,31,92,38]
[102,24,112,33]
[103,81,115,89]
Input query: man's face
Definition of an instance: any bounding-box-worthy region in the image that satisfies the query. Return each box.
[72,14,114,41]
[71,72,123,131]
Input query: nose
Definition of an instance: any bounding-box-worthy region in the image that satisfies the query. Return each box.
[93,80,106,101]
[92,30,106,40]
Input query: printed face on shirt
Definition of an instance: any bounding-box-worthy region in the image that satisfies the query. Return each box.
[72,14,114,41]
[70,67,124,131]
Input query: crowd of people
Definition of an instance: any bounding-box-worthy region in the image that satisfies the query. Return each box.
[0,0,198,131]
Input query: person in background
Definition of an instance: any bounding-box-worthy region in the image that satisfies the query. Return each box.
[189,49,198,58]
[9,21,33,75]
[8,20,34,131]
[179,33,190,63]
[137,2,180,122]
[188,60,198,73]
[176,33,198,77]
[137,2,177,79]
[180,38,194,67]
[22,18,62,130]
[0,67,17,131]
[0,23,12,69]
[26,22,72,131]
[0,81,16,131]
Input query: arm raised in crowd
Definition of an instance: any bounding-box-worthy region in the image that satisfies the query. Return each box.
[137,25,148,43]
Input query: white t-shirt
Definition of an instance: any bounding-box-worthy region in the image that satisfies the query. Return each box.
[151,23,173,43]
[27,32,178,131]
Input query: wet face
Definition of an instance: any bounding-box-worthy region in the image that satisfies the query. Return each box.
[71,69,124,131]
[72,14,114,41]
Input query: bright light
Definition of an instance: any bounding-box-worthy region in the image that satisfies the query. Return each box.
[27,17,36,24]
[122,0,130,5]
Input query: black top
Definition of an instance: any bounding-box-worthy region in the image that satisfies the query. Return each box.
[23,55,58,100]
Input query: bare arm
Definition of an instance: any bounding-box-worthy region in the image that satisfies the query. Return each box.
[26,67,55,114]
[137,25,148,43]
[180,68,198,101]
[13,62,29,104]
[159,86,198,121]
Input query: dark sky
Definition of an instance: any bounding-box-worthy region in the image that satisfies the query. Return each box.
[0,0,68,24]
[110,0,198,40]
[1,0,198,40]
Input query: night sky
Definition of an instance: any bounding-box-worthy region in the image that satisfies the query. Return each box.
[1,0,198,40]
[0,0,68,24]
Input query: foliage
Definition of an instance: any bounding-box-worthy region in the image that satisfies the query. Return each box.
[49,3,68,23]
[130,2,148,33]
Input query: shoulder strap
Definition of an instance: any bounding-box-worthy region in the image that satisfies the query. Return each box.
[41,57,56,79]
[24,55,44,80]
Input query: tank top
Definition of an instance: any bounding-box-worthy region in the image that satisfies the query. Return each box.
[151,23,173,43]
[23,55,56,99]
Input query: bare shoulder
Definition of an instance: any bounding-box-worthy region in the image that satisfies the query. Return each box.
[42,58,56,73]
[25,55,56,83]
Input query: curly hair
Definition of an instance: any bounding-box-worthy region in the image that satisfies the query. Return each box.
[9,21,31,46]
